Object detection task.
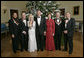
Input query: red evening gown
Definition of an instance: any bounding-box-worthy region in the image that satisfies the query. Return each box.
[46,19,55,51]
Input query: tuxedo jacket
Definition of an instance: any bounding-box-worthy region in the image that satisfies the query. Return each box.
[54,17,64,35]
[63,18,75,37]
[34,16,46,35]
[19,18,28,35]
[8,18,20,37]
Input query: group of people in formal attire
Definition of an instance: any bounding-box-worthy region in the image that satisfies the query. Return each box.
[8,10,75,55]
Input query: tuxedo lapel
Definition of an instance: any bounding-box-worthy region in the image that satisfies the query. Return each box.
[36,17,39,26]
[40,17,42,26]
[67,19,72,28]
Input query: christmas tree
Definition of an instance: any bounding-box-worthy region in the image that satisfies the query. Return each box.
[26,1,60,19]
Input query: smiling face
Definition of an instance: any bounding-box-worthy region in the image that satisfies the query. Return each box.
[22,13,26,19]
[56,12,60,18]
[13,13,17,19]
[48,14,51,19]
[37,10,41,17]
[30,17,34,21]
[66,12,71,19]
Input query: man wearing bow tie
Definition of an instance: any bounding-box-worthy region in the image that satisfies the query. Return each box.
[54,12,64,50]
[34,10,46,51]
[19,11,28,51]
[63,12,75,55]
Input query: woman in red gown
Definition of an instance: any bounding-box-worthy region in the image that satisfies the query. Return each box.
[46,12,55,51]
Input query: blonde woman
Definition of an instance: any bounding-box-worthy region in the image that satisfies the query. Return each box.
[28,14,37,52]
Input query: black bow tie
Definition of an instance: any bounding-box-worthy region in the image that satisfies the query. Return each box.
[37,17,40,18]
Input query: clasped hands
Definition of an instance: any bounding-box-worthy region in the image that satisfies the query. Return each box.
[64,30,68,34]
[44,31,54,36]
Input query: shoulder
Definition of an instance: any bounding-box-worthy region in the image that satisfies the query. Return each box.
[8,19,13,23]
[34,16,37,19]
[52,19,55,22]
[53,19,55,21]
[71,18,75,21]
[19,18,22,21]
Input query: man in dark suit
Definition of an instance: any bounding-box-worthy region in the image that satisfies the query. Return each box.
[19,11,28,51]
[54,12,64,50]
[63,12,75,55]
[34,10,46,51]
[8,12,20,53]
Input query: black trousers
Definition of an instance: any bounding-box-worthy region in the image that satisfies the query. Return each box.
[20,33,28,51]
[36,32,44,51]
[54,33,62,50]
[12,37,19,53]
[64,34,73,54]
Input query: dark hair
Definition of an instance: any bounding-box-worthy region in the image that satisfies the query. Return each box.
[21,11,26,15]
[12,12,17,16]
[47,12,51,16]
[37,9,41,12]
[66,12,71,14]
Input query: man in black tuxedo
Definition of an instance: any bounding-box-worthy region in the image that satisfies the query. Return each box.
[34,10,46,51]
[63,12,75,55]
[54,12,64,50]
[19,11,28,51]
[8,12,20,53]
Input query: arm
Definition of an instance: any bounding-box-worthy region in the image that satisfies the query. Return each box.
[52,20,55,36]
[43,17,46,31]
[67,18,75,33]
[8,20,15,38]
[8,20,14,35]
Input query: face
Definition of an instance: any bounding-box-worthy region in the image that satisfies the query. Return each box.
[13,13,17,18]
[66,13,71,18]
[48,14,51,19]
[22,13,26,19]
[37,10,41,17]
[56,12,60,18]
[30,17,33,21]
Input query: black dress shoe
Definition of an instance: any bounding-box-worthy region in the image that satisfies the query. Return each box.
[25,49,28,51]
[21,49,23,52]
[37,49,39,51]
[41,49,43,51]
[56,48,58,50]
[13,51,16,53]
[59,48,61,50]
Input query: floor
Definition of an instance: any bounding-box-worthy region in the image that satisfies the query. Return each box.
[1,32,83,57]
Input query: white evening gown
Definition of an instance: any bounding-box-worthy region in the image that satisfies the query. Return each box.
[28,21,37,52]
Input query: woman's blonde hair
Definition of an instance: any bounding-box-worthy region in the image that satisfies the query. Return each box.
[28,14,34,21]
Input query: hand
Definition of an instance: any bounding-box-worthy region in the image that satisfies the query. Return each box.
[44,31,46,36]
[64,30,68,33]
[65,20,68,24]
[53,33,54,36]
[12,34,14,38]
[22,31,26,34]
[29,21,33,27]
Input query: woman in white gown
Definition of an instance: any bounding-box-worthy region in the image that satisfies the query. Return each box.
[28,14,37,52]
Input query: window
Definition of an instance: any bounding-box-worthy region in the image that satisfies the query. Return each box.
[73,6,79,15]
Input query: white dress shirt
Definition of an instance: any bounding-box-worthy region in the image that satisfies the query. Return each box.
[37,16,41,26]
[65,18,70,28]
[23,19,26,26]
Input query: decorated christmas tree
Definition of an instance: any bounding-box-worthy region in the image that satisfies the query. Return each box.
[26,1,60,19]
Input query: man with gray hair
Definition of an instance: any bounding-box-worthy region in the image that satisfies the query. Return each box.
[54,11,64,51]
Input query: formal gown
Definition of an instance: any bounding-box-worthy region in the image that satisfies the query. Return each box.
[28,21,37,52]
[46,19,55,51]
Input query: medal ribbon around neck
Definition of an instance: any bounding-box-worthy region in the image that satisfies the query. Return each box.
[13,19,19,25]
